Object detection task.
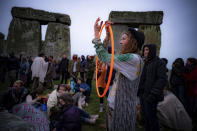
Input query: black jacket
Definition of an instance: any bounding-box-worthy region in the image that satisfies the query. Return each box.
[0,87,28,111]
[138,44,167,103]
[170,66,185,86]
[55,105,81,131]
[59,58,69,72]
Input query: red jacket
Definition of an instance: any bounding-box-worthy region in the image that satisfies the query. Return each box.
[182,66,197,96]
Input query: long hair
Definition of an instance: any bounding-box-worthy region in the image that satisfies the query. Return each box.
[119,31,139,55]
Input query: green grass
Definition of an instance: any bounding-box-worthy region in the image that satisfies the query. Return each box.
[82,80,107,131]
[0,80,191,131]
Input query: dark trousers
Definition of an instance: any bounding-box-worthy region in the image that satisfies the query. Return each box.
[80,72,84,80]
[140,97,160,131]
[32,77,43,90]
[84,91,90,103]
[60,72,69,84]
[99,87,104,104]
[86,78,92,95]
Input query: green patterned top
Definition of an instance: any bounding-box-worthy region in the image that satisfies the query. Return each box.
[92,38,141,81]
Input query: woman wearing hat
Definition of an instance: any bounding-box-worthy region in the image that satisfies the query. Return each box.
[92,18,145,131]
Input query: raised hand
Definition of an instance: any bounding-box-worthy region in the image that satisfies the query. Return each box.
[94,17,103,39]
[104,20,113,43]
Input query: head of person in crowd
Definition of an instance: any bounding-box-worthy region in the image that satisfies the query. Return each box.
[44,56,49,62]
[57,84,66,94]
[86,55,90,61]
[161,58,168,66]
[91,55,95,60]
[119,28,145,55]
[185,57,197,72]
[49,56,53,62]
[77,77,84,85]
[81,55,85,61]
[38,53,45,58]
[72,54,77,61]
[31,88,43,100]
[63,54,67,59]
[161,58,169,73]
[9,52,15,58]
[173,58,184,68]
[13,80,24,93]
[58,92,73,110]
[57,84,71,95]
[21,56,27,64]
[78,57,81,61]
[28,56,33,63]
[142,44,157,62]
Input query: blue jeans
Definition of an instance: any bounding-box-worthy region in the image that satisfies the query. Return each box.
[78,108,91,123]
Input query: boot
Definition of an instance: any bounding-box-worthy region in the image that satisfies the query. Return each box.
[99,103,103,112]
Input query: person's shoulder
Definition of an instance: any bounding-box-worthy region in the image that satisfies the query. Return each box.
[127,54,142,63]
[82,83,89,87]
[157,57,165,65]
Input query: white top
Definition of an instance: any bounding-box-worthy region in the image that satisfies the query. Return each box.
[31,57,48,83]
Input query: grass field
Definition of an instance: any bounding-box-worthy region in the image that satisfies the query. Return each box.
[1,80,196,131]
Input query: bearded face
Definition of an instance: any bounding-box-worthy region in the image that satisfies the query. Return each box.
[119,32,138,54]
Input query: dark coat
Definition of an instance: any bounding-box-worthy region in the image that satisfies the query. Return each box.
[59,58,69,73]
[84,59,95,80]
[138,44,167,103]
[8,56,20,71]
[55,105,81,131]
[170,66,185,86]
[0,87,28,111]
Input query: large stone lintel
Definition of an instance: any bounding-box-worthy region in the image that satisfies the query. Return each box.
[11,7,71,25]
[109,11,163,25]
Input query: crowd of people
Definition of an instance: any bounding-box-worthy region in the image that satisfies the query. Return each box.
[0,18,196,131]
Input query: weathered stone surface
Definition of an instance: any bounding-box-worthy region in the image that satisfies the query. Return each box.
[139,25,161,55]
[0,39,6,55]
[109,11,163,53]
[111,24,129,52]
[7,18,41,57]
[44,22,70,59]
[12,7,71,25]
[0,32,5,39]
[109,11,163,25]
[0,32,5,55]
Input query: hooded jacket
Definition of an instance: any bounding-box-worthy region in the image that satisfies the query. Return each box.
[138,44,167,103]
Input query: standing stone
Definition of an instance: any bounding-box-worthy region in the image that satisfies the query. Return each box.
[138,25,161,55]
[0,32,4,39]
[7,18,41,57]
[0,32,6,55]
[110,24,129,52]
[109,11,163,53]
[44,22,70,59]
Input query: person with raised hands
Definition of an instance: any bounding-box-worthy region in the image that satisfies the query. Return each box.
[92,17,145,131]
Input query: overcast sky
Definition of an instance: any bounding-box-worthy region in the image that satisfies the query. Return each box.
[0,0,197,68]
